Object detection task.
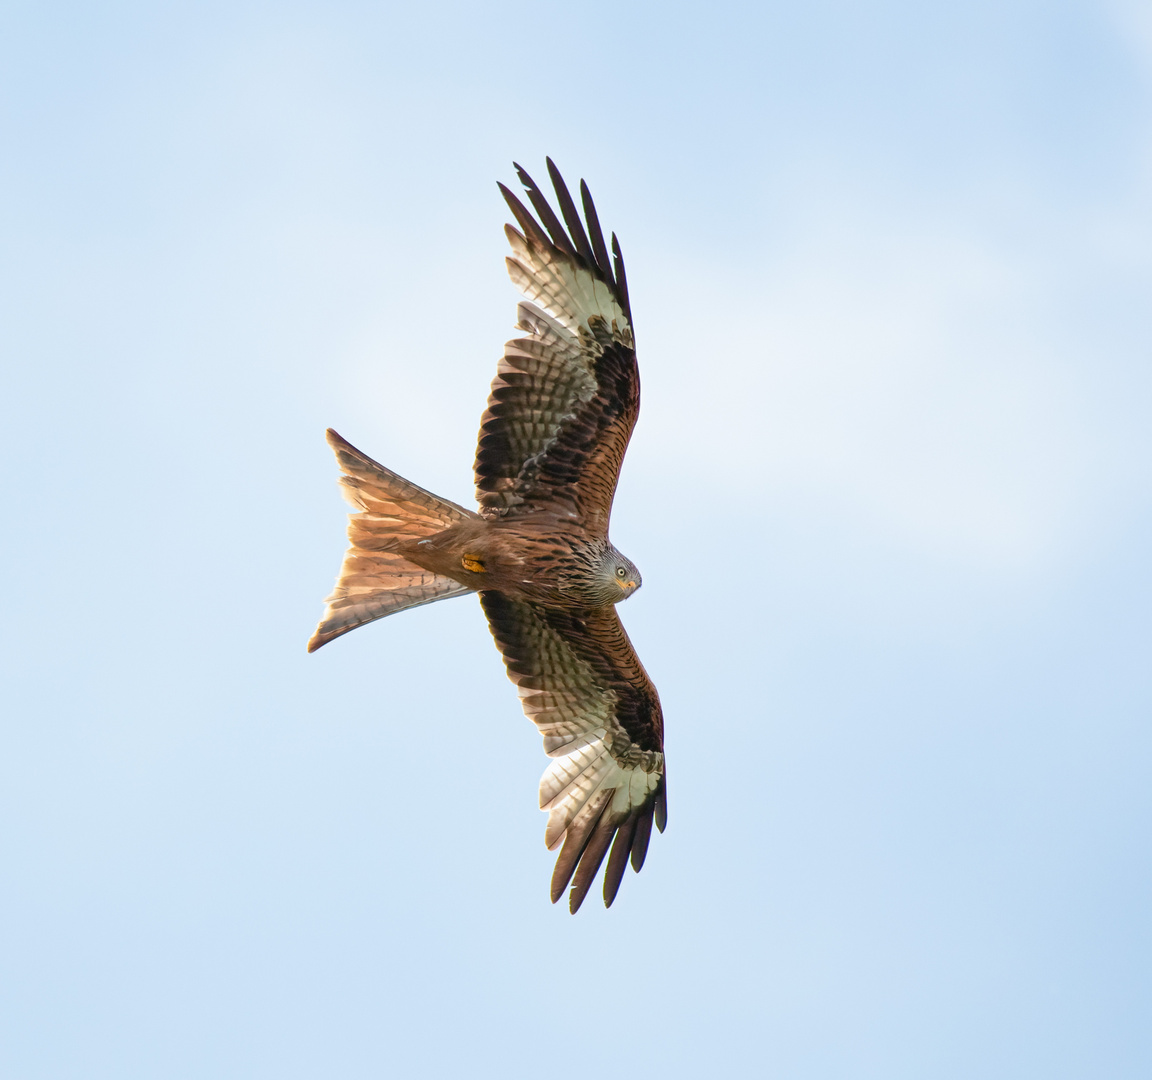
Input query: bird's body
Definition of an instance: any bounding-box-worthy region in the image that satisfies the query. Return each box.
[309,161,665,912]
[407,514,639,610]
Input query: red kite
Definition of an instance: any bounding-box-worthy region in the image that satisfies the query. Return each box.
[309,161,665,912]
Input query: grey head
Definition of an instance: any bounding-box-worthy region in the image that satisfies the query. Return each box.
[598,544,642,605]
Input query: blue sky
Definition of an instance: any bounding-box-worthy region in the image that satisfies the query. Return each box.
[3,2,1150,1076]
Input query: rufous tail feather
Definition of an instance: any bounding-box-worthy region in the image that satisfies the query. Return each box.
[307,429,477,652]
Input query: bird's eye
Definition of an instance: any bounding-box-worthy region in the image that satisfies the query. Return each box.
[616,566,627,578]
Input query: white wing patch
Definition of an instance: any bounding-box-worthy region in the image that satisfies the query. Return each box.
[502,614,664,855]
[505,227,632,348]
[538,738,662,850]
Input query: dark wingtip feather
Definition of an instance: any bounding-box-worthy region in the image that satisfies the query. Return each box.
[580,178,613,283]
[498,181,549,248]
[568,812,617,914]
[630,800,655,873]
[611,232,631,318]
[602,814,638,907]
[550,836,577,904]
[502,160,631,319]
[512,163,545,211]
[514,161,578,258]
[654,777,668,833]
[550,793,611,904]
[544,158,597,268]
[550,819,584,903]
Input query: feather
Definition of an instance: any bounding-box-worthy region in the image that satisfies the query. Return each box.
[308,431,476,651]
[602,812,638,907]
[498,188,550,252]
[544,158,597,268]
[611,233,630,319]
[630,800,655,873]
[550,788,612,903]
[580,179,613,286]
[568,808,618,913]
[512,162,579,259]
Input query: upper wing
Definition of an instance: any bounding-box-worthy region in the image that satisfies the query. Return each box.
[480,591,666,913]
[474,160,639,535]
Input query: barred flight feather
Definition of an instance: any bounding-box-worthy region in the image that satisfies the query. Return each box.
[504,229,627,340]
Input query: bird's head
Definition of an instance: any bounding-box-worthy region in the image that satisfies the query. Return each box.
[600,549,641,604]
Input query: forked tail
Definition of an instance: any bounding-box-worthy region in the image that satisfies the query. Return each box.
[307,429,478,652]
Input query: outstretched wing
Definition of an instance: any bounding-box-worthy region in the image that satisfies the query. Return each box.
[480,591,666,913]
[474,160,639,535]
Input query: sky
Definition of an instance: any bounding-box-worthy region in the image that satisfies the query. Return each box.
[2,1,1150,1076]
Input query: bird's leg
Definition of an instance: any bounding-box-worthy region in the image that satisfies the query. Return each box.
[461,554,486,574]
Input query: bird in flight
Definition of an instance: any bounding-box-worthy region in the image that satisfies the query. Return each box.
[308,160,665,912]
